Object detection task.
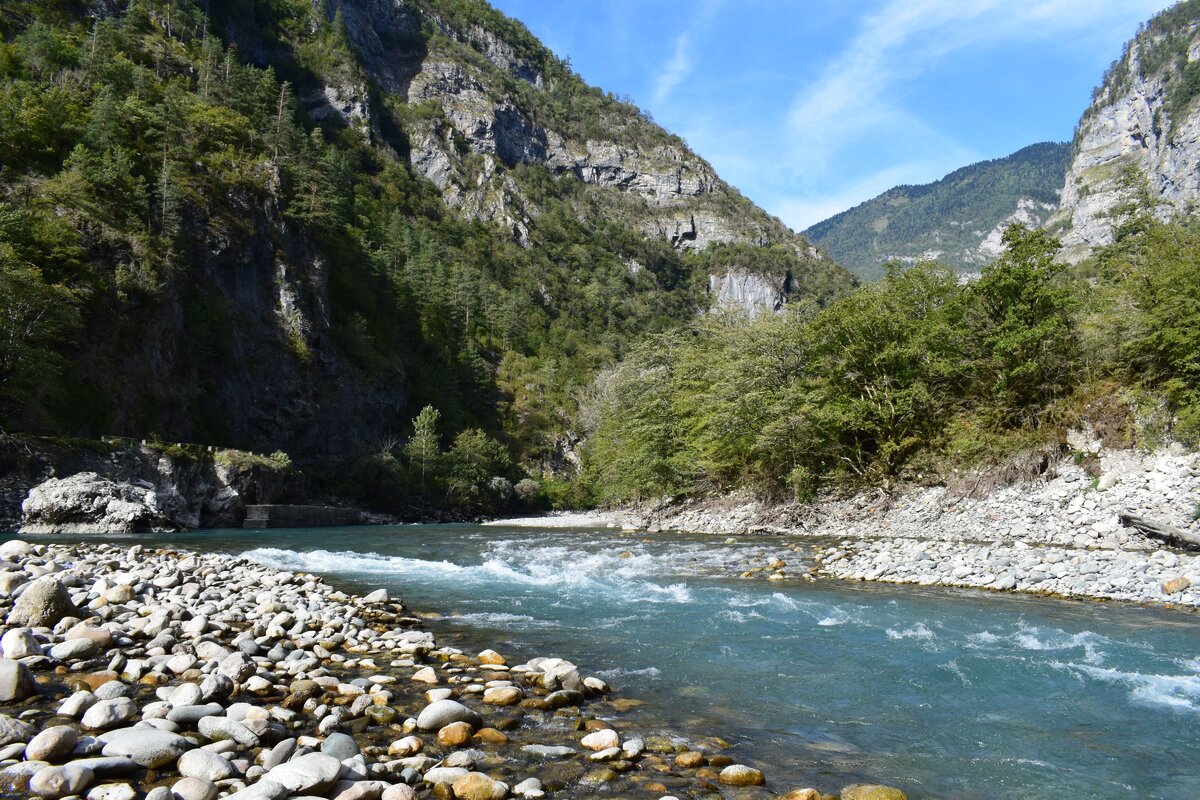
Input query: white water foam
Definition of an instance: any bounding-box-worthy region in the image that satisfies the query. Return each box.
[1013,625,1112,664]
[593,665,662,680]
[940,658,973,687]
[448,612,553,630]
[966,630,1001,647]
[887,622,936,641]
[482,512,615,528]
[245,544,697,605]
[1052,661,1200,713]
[716,609,766,624]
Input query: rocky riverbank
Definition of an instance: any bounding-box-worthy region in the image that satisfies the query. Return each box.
[0,437,299,534]
[0,539,904,800]
[619,440,1200,609]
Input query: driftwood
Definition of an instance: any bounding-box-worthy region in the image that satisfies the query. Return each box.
[1118,512,1200,551]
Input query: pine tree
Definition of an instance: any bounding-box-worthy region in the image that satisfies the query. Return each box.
[405,405,441,494]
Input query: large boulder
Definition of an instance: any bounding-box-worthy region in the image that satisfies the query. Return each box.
[0,660,37,702]
[100,728,193,768]
[416,700,482,731]
[19,473,171,534]
[7,576,78,628]
[261,752,342,795]
[0,715,34,746]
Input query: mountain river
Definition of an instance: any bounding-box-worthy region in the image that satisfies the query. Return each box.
[41,523,1200,799]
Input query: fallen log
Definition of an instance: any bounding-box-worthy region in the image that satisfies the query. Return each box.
[1118,512,1200,551]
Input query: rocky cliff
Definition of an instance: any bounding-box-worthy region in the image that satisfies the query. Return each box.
[309,0,836,305]
[1052,1,1200,260]
[0,1,851,468]
[0,438,296,532]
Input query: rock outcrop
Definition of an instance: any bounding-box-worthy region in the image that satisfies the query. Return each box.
[19,474,172,535]
[0,439,293,533]
[327,0,838,312]
[1053,5,1200,260]
[707,269,788,316]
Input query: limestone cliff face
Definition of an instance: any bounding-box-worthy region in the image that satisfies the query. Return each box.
[1053,6,1200,260]
[331,0,832,311]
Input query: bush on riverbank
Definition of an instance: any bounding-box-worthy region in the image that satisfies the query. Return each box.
[582,219,1200,503]
[328,404,538,517]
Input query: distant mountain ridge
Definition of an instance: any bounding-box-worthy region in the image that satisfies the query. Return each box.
[804,142,1072,279]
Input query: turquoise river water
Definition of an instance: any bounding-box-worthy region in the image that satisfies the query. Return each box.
[36,523,1200,799]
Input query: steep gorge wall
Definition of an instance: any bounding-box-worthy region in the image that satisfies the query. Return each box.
[327,0,834,307]
[1054,5,1200,260]
[71,178,405,459]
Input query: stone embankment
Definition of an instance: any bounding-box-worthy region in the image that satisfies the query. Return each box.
[0,540,899,800]
[622,443,1200,609]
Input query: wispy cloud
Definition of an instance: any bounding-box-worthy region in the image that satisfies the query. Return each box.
[649,0,724,106]
[780,0,1168,228]
[653,32,693,105]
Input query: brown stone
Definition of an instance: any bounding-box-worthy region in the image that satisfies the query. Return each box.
[706,754,734,768]
[610,699,644,712]
[1162,576,1191,595]
[641,755,670,773]
[66,625,112,649]
[582,719,613,732]
[674,751,703,769]
[777,786,825,800]
[644,783,668,794]
[780,790,821,800]
[491,715,522,731]
[476,650,506,666]
[481,687,522,706]
[452,772,507,800]
[840,785,908,800]
[79,672,119,691]
[718,765,764,786]
[696,768,719,780]
[537,762,585,791]
[472,728,509,745]
[518,698,551,711]
[437,722,474,747]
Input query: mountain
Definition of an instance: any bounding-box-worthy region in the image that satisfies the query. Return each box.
[803,142,1072,280]
[0,1,851,471]
[1052,0,1200,260]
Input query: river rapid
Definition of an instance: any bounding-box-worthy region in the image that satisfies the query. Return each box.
[65,523,1200,800]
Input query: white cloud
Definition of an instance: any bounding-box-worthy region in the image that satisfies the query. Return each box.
[653,32,693,105]
[782,0,1171,222]
[649,0,724,106]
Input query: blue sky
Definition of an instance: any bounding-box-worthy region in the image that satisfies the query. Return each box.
[488,0,1175,231]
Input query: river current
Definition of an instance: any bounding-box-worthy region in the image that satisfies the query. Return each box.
[53,523,1200,799]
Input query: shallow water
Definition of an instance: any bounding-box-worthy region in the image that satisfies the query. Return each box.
[48,524,1200,799]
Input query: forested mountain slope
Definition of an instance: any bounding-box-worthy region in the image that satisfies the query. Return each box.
[804,143,1071,279]
[0,0,850,479]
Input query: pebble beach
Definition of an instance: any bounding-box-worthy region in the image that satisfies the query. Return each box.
[0,539,897,800]
[624,442,1200,609]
